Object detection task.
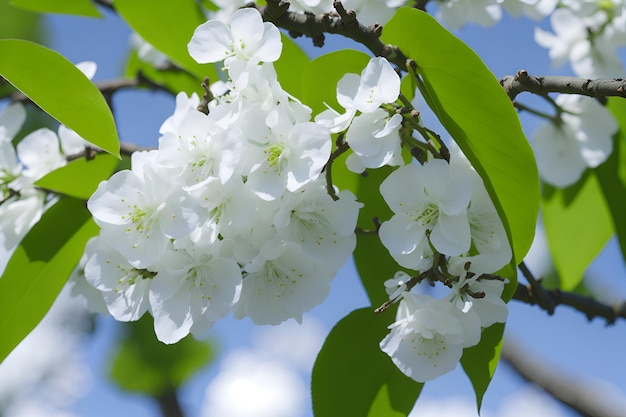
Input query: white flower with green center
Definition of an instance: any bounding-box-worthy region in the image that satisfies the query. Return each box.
[379,159,472,270]
[149,243,242,344]
[234,240,334,325]
[380,291,481,382]
[88,151,203,268]
[158,110,242,186]
[246,116,331,201]
[188,8,282,68]
[274,179,362,270]
[83,237,154,322]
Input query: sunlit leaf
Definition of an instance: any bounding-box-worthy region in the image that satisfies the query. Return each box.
[312,308,423,417]
[461,323,505,411]
[115,0,217,82]
[542,173,612,291]
[10,0,101,17]
[0,197,98,363]
[0,39,119,156]
[35,154,120,200]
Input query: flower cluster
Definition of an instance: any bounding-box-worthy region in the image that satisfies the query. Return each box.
[535,0,626,78]
[82,9,362,344]
[377,150,511,382]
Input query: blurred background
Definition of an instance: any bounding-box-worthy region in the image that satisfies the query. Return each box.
[1,2,626,417]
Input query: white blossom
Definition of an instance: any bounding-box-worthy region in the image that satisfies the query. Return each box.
[437,0,502,29]
[149,242,242,344]
[188,8,282,69]
[83,236,153,322]
[234,238,334,325]
[341,0,407,25]
[535,8,623,78]
[88,151,203,267]
[379,159,473,270]
[380,292,481,382]
[533,94,617,187]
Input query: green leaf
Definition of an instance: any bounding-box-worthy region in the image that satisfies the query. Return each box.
[460,323,505,412]
[274,33,310,98]
[10,0,101,17]
[110,315,214,395]
[382,8,540,266]
[1,2,42,42]
[115,0,217,82]
[35,154,120,200]
[596,97,626,266]
[0,197,99,363]
[0,39,120,157]
[312,308,423,417]
[125,49,204,96]
[542,173,613,291]
[353,166,398,305]
[301,50,371,116]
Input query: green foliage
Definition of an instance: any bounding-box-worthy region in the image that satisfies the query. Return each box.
[0,2,42,42]
[35,154,121,200]
[301,50,371,116]
[460,323,505,411]
[115,0,217,82]
[0,197,99,363]
[109,315,215,395]
[383,8,540,268]
[542,174,613,290]
[0,39,120,157]
[597,98,626,265]
[312,308,423,417]
[353,167,398,306]
[9,0,101,17]
[275,33,310,98]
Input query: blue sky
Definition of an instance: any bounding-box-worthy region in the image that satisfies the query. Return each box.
[3,5,626,417]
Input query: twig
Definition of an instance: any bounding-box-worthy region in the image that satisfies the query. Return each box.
[253,0,408,70]
[512,265,626,324]
[500,70,626,101]
[502,337,626,417]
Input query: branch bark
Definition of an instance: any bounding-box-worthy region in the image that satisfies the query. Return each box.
[500,70,626,101]
[511,264,626,324]
[502,337,626,417]
[253,0,408,70]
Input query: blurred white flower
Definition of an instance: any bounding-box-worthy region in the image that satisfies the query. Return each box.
[533,94,617,187]
[437,0,502,29]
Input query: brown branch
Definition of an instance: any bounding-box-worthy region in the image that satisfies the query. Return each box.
[500,70,626,101]
[511,265,626,324]
[502,337,626,417]
[8,73,176,104]
[253,0,408,70]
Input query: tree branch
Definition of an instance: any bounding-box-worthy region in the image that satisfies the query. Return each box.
[253,0,408,70]
[500,70,626,101]
[7,73,175,104]
[501,337,626,417]
[511,266,626,324]
[156,388,186,417]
